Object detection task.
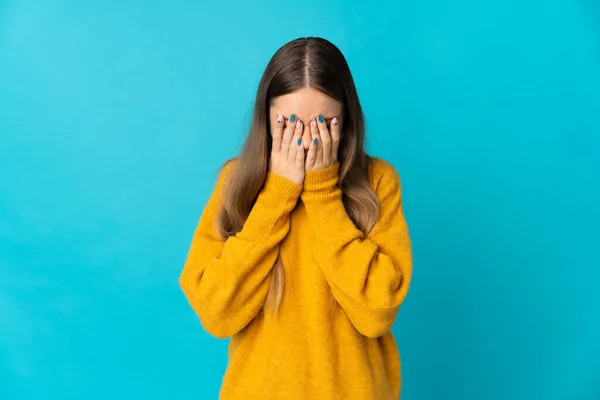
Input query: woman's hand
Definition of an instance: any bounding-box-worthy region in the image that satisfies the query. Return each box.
[306,115,340,172]
[269,114,305,185]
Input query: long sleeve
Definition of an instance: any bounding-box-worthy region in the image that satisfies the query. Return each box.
[179,161,303,338]
[300,159,412,338]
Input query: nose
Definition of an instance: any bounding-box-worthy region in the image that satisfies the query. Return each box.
[302,127,311,150]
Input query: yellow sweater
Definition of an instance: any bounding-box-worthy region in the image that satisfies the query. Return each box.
[179,158,412,399]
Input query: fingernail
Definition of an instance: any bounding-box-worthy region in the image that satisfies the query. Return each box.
[296,120,302,129]
[277,115,282,123]
[332,117,338,126]
[311,119,317,127]
[313,137,317,144]
[318,114,324,123]
[297,138,302,146]
[290,114,296,123]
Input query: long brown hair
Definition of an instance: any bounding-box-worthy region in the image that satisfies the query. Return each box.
[216,37,379,317]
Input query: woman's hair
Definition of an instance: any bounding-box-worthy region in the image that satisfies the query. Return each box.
[216,37,379,317]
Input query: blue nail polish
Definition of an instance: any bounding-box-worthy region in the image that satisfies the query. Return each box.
[318,114,324,123]
[290,114,296,123]
[297,138,302,145]
[313,138,317,144]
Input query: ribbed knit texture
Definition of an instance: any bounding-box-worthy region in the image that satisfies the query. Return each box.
[179,158,412,399]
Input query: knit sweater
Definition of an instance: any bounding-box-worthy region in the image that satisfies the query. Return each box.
[179,157,412,399]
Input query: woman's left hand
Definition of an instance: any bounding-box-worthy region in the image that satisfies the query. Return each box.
[305,115,340,172]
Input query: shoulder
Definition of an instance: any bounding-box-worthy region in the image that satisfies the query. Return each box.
[369,157,402,196]
[221,157,238,175]
[203,158,238,205]
[215,157,238,185]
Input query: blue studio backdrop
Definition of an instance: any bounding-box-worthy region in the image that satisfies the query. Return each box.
[1,1,599,399]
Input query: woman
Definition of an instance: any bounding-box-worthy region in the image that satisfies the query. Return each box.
[179,37,412,399]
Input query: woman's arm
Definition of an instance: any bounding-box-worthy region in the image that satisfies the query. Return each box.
[179,161,302,338]
[300,159,412,338]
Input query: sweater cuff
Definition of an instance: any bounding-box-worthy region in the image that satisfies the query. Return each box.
[236,172,302,243]
[259,172,304,207]
[301,163,364,246]
[303,162,340,193]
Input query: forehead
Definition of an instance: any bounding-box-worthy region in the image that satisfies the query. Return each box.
[270,87,342,118]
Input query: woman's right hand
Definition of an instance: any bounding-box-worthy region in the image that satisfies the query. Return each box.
[268,114,305,185]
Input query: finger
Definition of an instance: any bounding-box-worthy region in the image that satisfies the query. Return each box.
[330,117,340,163]
[310,118,320,142]
[317,114,331,166]
[305,133,318,170]
[272,114,284,153]
[288,119,303,159]
[311,118,323,165]
[281,114,297,158]
[307,119,320,167]
[295,135,305,171]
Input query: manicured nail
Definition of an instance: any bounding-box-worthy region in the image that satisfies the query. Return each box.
[296,120,302,129]
[311,119,317,127]
[332,117,338,126]
[297,138,302,146]
[277,115,282,123]
[290,114,296,123]
[313,137,317,144]
[318,114,324,123]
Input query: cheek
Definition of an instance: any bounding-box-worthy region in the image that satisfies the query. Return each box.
[268,114,275,136]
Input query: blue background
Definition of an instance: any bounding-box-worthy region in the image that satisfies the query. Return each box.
[1,0,599,399]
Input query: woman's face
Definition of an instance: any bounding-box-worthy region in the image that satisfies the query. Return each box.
[269,87,343,151]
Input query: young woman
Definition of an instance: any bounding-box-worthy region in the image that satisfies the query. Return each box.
[179,37,413,399]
